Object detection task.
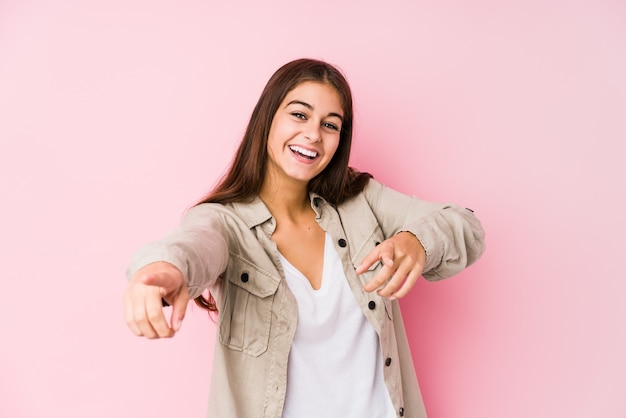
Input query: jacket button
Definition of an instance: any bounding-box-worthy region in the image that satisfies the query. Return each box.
[385,357,392,367]
[240,272,249,282]
[399,407,405,416]
[368,301,376,310]
[338,238,347,247]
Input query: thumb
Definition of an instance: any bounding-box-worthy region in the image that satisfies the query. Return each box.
[169,284,190,333]
[142,272,177,290]
[141,264,184,293]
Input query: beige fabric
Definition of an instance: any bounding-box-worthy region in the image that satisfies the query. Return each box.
[127,179,486,418]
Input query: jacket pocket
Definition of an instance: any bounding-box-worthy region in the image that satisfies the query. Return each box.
[218,254,280,357]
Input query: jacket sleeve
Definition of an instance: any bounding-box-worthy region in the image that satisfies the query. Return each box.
[363,179,485,281]
[125,203,230,299]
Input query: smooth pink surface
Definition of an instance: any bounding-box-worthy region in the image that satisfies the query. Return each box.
[1,1,625,417]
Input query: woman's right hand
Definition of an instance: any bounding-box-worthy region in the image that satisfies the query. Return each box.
[124,261,190,338]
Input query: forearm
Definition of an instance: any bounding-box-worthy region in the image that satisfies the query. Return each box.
[402,205,485,280]
[126,205,229,298]
[365,180,486,280]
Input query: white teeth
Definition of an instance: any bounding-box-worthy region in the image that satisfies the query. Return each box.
[289,145,318,158]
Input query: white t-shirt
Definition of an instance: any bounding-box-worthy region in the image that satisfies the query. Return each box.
[279,232,396,418]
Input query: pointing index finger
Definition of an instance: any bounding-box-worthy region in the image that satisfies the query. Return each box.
[356,248,379,274]
[356,242,395,273]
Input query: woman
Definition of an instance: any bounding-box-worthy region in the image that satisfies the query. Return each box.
[124,58,485,418]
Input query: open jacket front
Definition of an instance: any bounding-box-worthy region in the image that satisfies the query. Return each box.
[127,179,486,418]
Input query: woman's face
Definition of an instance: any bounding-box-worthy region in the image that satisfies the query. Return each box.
[265,81,344,188]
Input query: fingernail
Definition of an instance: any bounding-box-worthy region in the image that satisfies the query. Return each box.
[175,320,182,332]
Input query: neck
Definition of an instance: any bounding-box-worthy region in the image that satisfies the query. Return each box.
[259,177,311,221]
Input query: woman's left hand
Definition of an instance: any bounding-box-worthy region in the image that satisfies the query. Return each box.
[356,231,426,299]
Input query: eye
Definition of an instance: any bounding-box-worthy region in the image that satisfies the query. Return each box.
[323,122,340,131]
[291,112,307,120]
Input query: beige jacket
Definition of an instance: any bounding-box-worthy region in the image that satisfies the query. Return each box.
[127,179,485,418]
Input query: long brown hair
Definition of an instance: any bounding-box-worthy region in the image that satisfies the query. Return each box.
[194,58,372,312]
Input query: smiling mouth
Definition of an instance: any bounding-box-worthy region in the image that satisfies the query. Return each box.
[289,145,318,160]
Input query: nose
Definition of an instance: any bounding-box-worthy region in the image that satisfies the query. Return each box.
[304,123,321,143]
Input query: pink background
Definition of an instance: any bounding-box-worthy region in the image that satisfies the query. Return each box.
[1,0,625,417]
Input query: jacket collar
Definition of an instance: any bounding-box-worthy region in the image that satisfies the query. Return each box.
[230,193,327,229]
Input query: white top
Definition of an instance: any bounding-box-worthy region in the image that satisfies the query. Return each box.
[279,232,396,418]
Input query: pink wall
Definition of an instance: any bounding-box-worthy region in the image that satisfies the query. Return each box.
[1,1,625,417]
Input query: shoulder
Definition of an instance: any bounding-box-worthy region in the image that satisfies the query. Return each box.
[185,199,273,232]
[349,178,387,209]
[337,179,383,217]
[184,202,231,221]
[362,178,384,196]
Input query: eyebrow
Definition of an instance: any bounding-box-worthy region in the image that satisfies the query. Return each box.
[286,100,344,121]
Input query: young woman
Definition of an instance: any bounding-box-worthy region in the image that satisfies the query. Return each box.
[124,58,485,418]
